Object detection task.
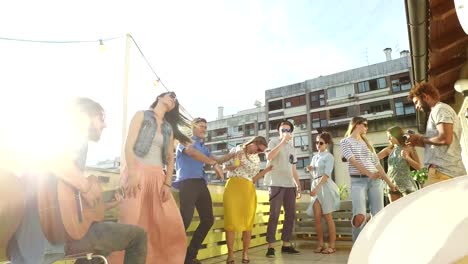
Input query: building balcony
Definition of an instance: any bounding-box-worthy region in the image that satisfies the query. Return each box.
[211,133,228,140]
[355,87,390,100]
[361,110,394,120]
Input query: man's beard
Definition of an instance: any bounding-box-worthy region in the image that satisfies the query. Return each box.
[88,125,101,142]
[420,98,431,113]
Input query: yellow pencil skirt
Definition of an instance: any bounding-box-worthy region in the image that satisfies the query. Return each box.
[223,177,257,232]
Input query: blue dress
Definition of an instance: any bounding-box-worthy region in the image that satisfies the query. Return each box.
[308,151,340,215]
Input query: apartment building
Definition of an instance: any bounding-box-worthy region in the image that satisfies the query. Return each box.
[206,50,423,190]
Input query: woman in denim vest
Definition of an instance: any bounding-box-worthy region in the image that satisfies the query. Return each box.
[110,92,191,264]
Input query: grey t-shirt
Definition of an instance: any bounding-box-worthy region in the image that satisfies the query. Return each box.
[263,137,297,187]
[425,102,467,177]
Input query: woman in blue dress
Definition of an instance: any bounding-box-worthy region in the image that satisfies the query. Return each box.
[306,132,340,254]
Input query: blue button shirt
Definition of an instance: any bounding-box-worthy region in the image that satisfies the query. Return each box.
[173,136,211,189]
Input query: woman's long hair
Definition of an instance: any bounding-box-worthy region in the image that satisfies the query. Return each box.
[149,92,191,144]
[345,116,374,152]
[240,136,268,161]
[387,126,405,146]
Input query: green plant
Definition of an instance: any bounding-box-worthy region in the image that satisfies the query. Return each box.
[338,183,350,200]
[411,167,428,187]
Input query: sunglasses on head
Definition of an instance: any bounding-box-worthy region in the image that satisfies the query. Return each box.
[316,141,325,146]
[281,128,291,133]
[167,92,177,99]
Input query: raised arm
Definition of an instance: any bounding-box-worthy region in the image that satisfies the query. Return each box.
[402,146,423,170]
[377,146,392,160]
[183,144,217,165]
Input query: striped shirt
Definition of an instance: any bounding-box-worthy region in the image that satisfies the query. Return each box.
[340,137,379,175]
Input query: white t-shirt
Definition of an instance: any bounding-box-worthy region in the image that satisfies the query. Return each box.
[425,102,466,177]
[263,138,297,187]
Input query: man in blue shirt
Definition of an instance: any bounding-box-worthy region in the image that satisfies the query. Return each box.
[174,117,236,264]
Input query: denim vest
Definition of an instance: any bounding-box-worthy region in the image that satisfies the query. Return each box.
[133,110,172,165]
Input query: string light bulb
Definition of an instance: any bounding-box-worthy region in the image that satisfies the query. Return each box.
[153,78,160,88]
[99,39,105,53]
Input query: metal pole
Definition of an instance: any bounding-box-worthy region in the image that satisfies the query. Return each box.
[121,33,132,172]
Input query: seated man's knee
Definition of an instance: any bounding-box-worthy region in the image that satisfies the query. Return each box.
[135,227,147,244]
[352,214,365,228]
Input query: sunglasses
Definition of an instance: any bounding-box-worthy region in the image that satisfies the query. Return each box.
[167,92,177,99]
[255,144,265,153]
[316,141,325,146]
[359,122,368,128]
[281,128,291,133]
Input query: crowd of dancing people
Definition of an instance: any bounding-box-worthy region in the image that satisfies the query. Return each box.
[1,81,466,264]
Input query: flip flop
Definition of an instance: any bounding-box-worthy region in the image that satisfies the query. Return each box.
[314,245,325,253]
[321,247,336,254]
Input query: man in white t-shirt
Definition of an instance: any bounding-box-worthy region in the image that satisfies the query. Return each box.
[406,82,467,186]
[263,120,302,258]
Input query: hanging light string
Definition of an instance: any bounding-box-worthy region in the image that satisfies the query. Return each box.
[0,35,123,44]
[0,33,193,119]
[126,34,192,119]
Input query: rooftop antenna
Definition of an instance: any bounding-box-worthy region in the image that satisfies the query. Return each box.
[360,48,369,66]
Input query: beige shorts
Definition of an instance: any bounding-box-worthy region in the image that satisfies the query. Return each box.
[424,167,452,188]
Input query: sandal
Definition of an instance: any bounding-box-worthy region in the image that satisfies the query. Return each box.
[241,258,250,263]
[314,245,325,253]
[321,247,336,254]
[226,258,235,264]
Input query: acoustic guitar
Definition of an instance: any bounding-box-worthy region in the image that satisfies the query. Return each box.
[0,170,26,261]
[37,175,105,243]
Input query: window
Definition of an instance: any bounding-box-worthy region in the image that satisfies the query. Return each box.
[269,119,283,131]
[358,78,387,93]
[258,122,265,130]
[268,100,283,111]
[378,78,387,89]
[245,123,255,136]
[213,142,227,151]
[296,157,311,170]
[358,81,369,93]
[294,135,309,148]
[312,134,318,152]
[392,80,400,93]
[213,128,227,136]
[310,90,326,107]
[284,95,306,108]
[394,98,416,116]
[329,107,348,119]
[327,84,354,99]
[311,111,327,128]
[391,74,411,93]
[290,115,307,127]
[360,100,391,115]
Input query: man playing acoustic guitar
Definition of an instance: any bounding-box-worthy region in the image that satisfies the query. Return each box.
[8,98,147,264]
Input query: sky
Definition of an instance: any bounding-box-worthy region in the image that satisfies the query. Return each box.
[0,0,410,163]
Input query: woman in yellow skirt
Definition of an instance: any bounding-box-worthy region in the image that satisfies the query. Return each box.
[223,136,273,264]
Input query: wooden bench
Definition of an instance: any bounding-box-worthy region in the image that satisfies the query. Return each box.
[295,196,353,241]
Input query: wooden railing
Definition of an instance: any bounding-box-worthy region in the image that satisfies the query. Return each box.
[294,195,353,241]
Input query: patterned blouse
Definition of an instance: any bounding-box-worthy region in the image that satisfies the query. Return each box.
[226,146,260,181]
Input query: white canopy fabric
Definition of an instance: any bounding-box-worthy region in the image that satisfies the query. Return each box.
[349,176,468,264]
